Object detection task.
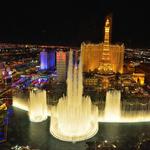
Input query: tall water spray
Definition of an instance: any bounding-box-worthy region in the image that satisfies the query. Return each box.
[50,50,98,142]
[29,88,47,122]
[104,90,121,122]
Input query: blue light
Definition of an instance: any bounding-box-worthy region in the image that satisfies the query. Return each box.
[4,117,8,125]
[40,50,56,70]
[7,107,14,117]
[0,127,5,142]
[49,51,55,70]
[40,51,48,70]
[0,132,4,136]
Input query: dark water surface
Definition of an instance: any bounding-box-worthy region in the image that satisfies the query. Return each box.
[1,107,150,150]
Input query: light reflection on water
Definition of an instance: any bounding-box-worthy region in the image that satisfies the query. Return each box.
[28,119,49,149]
[9,49,150,148]
[102,123,120,141]
[3,107,150,150]
[13,93,150,123]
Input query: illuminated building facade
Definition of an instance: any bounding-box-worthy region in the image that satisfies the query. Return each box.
[0,104,7,143]
[40,51,49,70]
[40,50,55,70]
[49,50,56,70]
[0,62,5,82]
[84,77,98,86]
[56,51,67,81]
[82,15,124,73]
[132,73,145,85]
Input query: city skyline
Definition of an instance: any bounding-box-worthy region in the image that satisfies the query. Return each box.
[0,1,150,48]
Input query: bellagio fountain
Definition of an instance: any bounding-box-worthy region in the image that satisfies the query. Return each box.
[28,89,47,122]
[12,49,150,142]
[50,50,99,142]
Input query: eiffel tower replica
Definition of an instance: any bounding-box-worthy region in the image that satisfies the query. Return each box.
[98,15,113,74]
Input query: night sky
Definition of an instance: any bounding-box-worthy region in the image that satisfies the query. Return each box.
[0,0,150,48]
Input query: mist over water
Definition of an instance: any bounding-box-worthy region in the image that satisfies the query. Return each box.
[50,50,98,142]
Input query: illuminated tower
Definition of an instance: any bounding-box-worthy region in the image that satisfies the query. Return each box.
[98,15,113,73]
[82,15,124,74]
[40,50,49,70]
[40,50,55,70]
[103,16,111,62]
[56,51,67,81]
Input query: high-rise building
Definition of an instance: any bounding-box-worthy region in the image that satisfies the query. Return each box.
[56,51,67,81]
[40,50,55,70]
[82,15,124,74]
[49,50,56,71]
[40,50,49,70]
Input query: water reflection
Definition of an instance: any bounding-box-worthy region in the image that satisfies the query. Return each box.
[102,123,120,142]
[2,107,150,150]
[28,119,49,150]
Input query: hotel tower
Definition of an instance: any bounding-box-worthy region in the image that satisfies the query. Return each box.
[82,15,124,74]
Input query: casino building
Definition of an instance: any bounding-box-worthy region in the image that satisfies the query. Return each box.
[40,49,55,70]
[82,15,124,74]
